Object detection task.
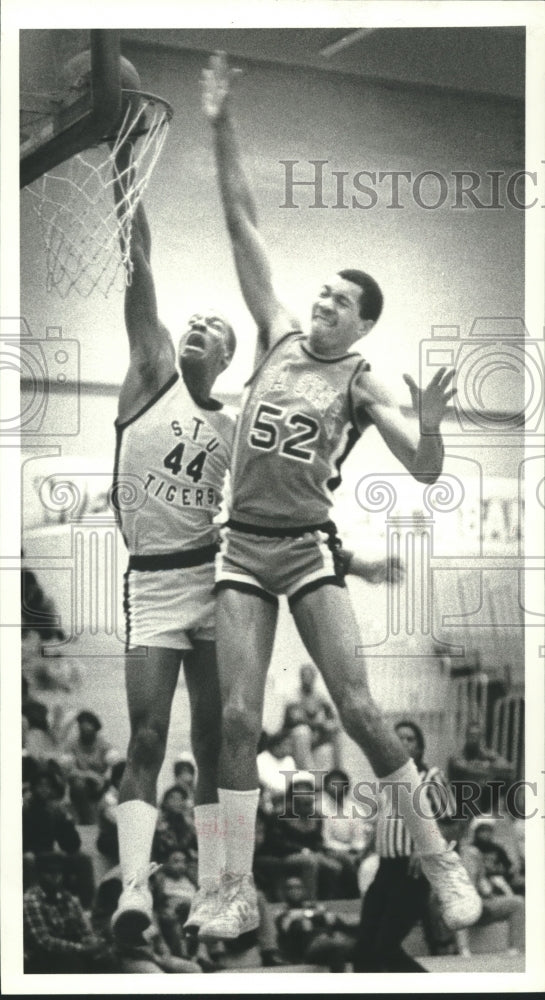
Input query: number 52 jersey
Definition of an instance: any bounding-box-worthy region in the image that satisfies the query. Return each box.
[113,372,235,555]
[230,332,371,530]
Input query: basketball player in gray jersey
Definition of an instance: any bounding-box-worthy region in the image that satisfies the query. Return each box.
[110,142,237,942]
[200,53,481,940]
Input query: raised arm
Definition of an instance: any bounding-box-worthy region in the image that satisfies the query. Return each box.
[112,144,175,420]
[202,52,298,357]
[353,367,456,485]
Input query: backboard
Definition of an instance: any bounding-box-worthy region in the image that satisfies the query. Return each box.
[20,29,121,188]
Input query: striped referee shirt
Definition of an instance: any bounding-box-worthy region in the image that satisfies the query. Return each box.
[375,764,456,859]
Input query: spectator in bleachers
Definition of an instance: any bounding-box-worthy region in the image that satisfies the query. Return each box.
[96,760,126,869]
[61,710,118,824]
[21,559,66,643]
[22,679,76,766]
[253,773,352,901]
[21,558,81,694]
[24,852,115,973]
[22,675,47,727]
[456,819,525,956]
[280,664,342,771]
[257,729,297,802]
[470,819,524,895]
[351,719,459,972]
[22,768,95,910]
[320,769,373,897]
[21,629,45,689]
[35,646,83,694]
[489,791,525,894]
[152,785,198,884]
[172,753,196,806]
[448,720,515,815]
[152,847,198,956]
[275,875,355,971]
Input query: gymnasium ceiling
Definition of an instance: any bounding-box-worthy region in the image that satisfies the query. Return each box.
[121,27,525,100]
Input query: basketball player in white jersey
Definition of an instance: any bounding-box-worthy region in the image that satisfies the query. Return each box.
[109,144,237,941]
[199,53,481,940]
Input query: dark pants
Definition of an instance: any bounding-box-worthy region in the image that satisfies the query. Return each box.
[25,950,119,974]
[352,857,429,973]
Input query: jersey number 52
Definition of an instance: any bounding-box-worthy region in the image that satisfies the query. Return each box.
[249,403,318,463]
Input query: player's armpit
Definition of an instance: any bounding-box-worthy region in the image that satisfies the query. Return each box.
[117,345,176,424]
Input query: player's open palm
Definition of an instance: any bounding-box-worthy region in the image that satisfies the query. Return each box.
[403,367,456,430]
[201,51,241,121]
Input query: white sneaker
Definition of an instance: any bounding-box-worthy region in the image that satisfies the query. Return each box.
[111,864,159,942]
[183,885,221,933]
[421,844,482,930]
[198,871,259,940]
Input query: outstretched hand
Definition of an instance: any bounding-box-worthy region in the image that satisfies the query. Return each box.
[403,367,456,431]
[343,551,405,585]
[201,51,242,121]
[366,555,405,586]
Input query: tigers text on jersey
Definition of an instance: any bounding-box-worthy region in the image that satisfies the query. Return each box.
[230,332,371,529]
[113,372,235,555]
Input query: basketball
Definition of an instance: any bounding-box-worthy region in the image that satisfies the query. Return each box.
[60,51,143,138]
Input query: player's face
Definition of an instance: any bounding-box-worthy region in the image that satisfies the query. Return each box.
[310,276,370,355]
[178,312,233,376]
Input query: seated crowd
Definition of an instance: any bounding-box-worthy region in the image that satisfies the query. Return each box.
[22,656,525,973]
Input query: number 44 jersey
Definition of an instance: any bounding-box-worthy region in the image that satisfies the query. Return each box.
[113,372,235,555]
[230,332,372,530]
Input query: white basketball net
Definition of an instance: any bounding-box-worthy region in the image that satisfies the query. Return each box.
[25,92,172,298]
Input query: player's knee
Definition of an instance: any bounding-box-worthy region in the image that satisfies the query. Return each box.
[222,701,261,750]
[130,720,167,769]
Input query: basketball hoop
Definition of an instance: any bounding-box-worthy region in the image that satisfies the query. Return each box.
[25,90,173,299]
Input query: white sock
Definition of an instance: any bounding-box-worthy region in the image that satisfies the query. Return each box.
[194,803,225,890]
[116,800,158,885]
[380,759,447,856]
[218,788,260,876]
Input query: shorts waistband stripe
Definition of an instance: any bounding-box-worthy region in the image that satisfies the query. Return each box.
[128,544,219,571]
[226,518,337,539]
